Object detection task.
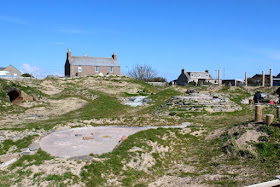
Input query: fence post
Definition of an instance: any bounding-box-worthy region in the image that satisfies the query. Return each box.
[255,105,262,122]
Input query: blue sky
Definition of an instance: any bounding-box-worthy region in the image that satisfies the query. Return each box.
[0,0,279,80]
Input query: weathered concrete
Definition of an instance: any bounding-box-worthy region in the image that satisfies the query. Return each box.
[255,105,262,122]
[40,124,189,157]
[270,69,273,88]
[6,87,35,104]
[266,114,274,125]
[262,71,265,87]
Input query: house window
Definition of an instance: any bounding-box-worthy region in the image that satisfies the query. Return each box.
[110,67,113,73]
[78,66,82,72]
[96,66,99,72]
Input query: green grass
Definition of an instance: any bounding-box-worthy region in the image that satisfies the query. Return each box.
[9,149,53,170]
[0,135,38,155]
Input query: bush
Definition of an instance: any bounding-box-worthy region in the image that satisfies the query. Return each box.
[146,77,167,82]
[21,73,32,77]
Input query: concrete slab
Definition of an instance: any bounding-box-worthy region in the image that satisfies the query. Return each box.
[40,124,189,158]
[40,126,151,157]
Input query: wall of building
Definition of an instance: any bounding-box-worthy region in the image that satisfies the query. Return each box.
[70,65,120,76]
[65,60,70,77]
[176,72,189,86]
[4,66,21,77]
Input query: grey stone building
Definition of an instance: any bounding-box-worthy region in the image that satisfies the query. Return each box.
[174,69,217,86]
[0,65,21,77]
[65,49,120,77]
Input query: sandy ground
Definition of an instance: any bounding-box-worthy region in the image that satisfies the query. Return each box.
[0,97,87,127]
[40,80,64,95]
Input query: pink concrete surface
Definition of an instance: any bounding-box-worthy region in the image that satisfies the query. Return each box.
[40,126,150,157]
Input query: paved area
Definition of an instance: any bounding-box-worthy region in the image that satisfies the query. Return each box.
[40,126,151,157]
[40,124,189,157]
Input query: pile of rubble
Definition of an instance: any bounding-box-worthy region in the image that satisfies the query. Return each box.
[164,93,242,113]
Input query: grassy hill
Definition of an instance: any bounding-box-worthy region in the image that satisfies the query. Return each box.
[0,76,280,186]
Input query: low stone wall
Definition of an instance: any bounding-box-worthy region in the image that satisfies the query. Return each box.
[164,93,242,113]
[146,82,168,87]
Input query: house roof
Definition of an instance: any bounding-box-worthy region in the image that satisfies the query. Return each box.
[0,67,6,71]
[183,71,214,79]
[69,56,120,67]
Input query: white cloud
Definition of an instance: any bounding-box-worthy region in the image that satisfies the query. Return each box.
[0,16,27,24]
[20,64,46,78]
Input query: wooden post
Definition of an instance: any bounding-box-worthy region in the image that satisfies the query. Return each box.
[270,69,273,88]
[255,105,262,122]
[266,114,274,125]
[218,70,221,86]
[245,72,247,87]
[277,106,280,118]
[262,71,265,87]
[235,79,237,87]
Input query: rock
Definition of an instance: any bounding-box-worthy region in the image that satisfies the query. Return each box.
[143,98,153,103]
[20,148,30,152]
[31,94,39,101]
[0,158,18,168]
[21,151,31,155]
[75,134,83,137]
[29,142,40,151]
[69,155,92,161]
[128,98,136,102]
[0,130,5,136]
[0,153,20,163]
[186,88,199,94]
[82,136,94,140]
[0,136,5,141]
[118,135,128,143]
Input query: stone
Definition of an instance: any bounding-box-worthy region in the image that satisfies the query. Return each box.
[20,148,30,152]
[143,98,153,103]
[82,136,94,140]
[29,142,40,151]
[75,134,83,137]
[0,153,20,163]
[118,135,128,143]
[21,151,31,155]
[69,155,92,161]
[0,158,18,168]
[0,130,5,136]
[0,136,5,141]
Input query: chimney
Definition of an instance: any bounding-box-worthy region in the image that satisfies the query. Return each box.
[205,70,209,73]
[182,69,185,73]
[112,52,117,60]
[67,49,71,59]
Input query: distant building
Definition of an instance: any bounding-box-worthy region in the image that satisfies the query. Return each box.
[172,69,218,86]
[0,65,21,77]
[65,49,120,77]
[222,79,245,86]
